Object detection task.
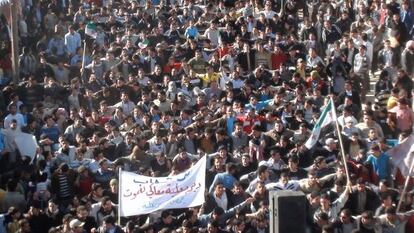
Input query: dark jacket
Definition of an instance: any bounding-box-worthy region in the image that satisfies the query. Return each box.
[199,193,221,215]
[345,188,380,215]
[338,90,362,108]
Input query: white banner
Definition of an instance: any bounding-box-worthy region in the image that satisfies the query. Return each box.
[14,132,38,159]
[119,156,206,216]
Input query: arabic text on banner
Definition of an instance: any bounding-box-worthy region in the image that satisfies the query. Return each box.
[119,156,206,216]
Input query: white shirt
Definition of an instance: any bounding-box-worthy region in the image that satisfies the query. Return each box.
[114,101,136,116]
[89,160,100,173]
[307,55,324,68]
[147,137,166,155]
[261,10,277,19]
[353,53,371,73]
[363,41,373,63]
[213,192,228,210]
[4,113,26,129]
[64,32,81,55]
[265,158,285,171]
[204,28,220,46]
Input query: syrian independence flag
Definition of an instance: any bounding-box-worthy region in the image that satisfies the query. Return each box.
[305,99,336,149]
[85,22,97,39]
[387,135,414,177]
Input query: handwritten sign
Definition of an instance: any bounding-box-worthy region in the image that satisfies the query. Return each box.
[119,156,206,216]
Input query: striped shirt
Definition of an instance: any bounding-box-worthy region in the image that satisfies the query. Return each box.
[58,174,71,199]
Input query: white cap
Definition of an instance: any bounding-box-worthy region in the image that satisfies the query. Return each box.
[69,219,85,229]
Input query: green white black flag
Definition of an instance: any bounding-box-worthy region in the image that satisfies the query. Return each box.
[85,22,97,39]
[305,99,336,149]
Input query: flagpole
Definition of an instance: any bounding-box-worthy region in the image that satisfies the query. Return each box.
[219,46,222,71]
[81,40,87,84]
[330,97,351,185]
[253,0,256,16]
[10,0,19,84]
[397,157,414,212]
[118,167,122,225]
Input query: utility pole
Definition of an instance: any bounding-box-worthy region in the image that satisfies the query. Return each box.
[10,0,19,84]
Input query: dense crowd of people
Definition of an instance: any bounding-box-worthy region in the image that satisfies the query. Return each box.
[1,0,414,232]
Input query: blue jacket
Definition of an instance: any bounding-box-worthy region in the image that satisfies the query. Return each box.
[0,132,4,152]
[209,172,237,193]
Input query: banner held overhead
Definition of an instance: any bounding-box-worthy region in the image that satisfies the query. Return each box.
[119,156,206,217]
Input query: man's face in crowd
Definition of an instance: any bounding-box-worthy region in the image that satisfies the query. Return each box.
[207,223,218,233]
[257,183,266,194]
[103,200,112,212]
[361,214,373,225]
[357,183,366,192]
[158,93,166,102]
[310,194,320,205]
[280,175,289,185]
[308,174,318,185]
[320,197,330,208]
[214,157,223,168]
[48,201,58,212]
[219,148,227,158]
[77,209,88,220]
[121,93,129,102]
[274,122,283,132]
[163,214,173,224]
[214,184,225,196]
[393,14,400,22]
[10,121,17,129]
[9,105,17,114]
[288,160,297,170]
[100,161,109,171]
[60,139,69,149]
[327,141,337,150]
[340,213,351,224]
[235,124,243,135]
[359,47,366,55]
[29,206,39,216]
